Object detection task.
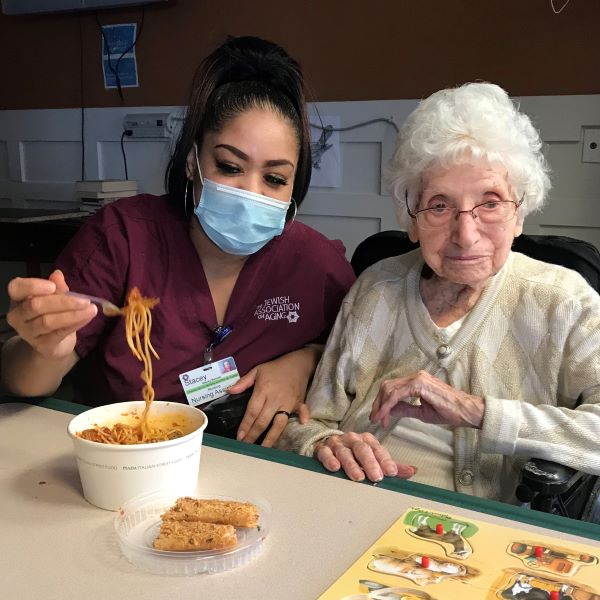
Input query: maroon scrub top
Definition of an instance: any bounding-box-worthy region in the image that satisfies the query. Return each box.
[55,194,356,406]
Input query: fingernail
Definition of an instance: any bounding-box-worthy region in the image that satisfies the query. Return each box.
[411,465,418,474]
[76,300,95,311]
[236,430,245,440]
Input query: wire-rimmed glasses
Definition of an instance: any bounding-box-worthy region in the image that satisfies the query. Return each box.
[405,191,524,229]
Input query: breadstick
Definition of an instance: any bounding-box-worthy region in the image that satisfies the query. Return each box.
[161,497,259,528]
[153,520,237,551]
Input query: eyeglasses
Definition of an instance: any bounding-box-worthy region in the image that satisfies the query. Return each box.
[405,191,524,229]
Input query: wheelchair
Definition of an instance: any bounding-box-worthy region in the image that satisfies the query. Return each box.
[351,230,600,523]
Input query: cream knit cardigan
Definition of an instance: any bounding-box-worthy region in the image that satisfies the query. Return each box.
[279,250,600,501]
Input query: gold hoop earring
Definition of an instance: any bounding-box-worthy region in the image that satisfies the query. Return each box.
[278,198,297,239]
[184,180,190,217]
[289,198,298,222]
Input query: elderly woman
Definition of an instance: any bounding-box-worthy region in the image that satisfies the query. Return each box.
[279,82,600,501]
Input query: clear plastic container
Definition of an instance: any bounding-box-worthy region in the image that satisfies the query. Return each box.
[114,489,271,576]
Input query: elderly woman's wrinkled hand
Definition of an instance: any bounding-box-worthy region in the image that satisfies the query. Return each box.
[370,370,485,429]
[314,432,416,483]
[6,270,97,360]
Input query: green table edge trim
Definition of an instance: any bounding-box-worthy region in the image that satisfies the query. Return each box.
[26,396,600,543]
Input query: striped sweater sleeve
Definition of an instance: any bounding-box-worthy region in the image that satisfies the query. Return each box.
[480,289,600,474]
[278,284,362,455]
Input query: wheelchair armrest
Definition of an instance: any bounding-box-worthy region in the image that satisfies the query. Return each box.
[516,458,600,522]
[516,458,584,499]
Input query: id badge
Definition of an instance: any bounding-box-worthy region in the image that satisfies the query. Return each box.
[179,356,240,407]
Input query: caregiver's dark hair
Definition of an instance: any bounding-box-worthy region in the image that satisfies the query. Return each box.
[165,36,312,217]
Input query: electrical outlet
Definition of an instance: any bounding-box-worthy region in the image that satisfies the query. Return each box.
[123,113,171,138]
[582,127,600,164]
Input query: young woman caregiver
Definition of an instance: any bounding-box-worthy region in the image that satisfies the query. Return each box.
[1,36,356,447]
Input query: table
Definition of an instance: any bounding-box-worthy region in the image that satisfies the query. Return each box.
[0,208,85,223]
[2,399,599,600]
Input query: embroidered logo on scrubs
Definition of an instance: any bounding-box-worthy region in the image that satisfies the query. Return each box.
[254,296,301,323]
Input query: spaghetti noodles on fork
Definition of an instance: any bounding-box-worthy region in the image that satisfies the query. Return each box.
[77,288,184,444]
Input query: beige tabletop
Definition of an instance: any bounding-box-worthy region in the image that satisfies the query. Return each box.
[1,401,599,600]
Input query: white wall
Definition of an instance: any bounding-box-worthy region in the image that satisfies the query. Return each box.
[0,106,182,209]
[0,96,599,260]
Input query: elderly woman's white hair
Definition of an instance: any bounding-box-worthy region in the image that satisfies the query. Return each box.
[387,82,551,229]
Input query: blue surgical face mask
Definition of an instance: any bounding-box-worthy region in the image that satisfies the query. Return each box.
[192,146,291,256]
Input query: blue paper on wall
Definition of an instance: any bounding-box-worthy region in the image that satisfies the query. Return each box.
[101,23,139,89]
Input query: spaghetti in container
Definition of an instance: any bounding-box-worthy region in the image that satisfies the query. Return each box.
[67,401,207,510]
